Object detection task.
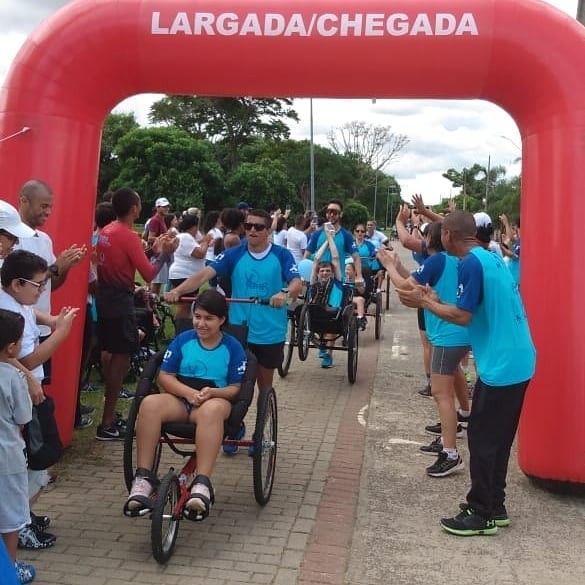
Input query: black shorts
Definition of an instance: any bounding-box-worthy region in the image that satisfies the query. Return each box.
[39,335,52,385]
[247,342,284,370]
[97,312,140,354]
[417,307,426,332]
[170,279,199,297]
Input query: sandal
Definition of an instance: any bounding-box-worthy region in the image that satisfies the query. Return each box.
[123,471,159,517]
[183,474,215,521]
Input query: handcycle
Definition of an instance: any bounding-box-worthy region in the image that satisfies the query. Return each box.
[122,321,277,564]
[295,284,359,383]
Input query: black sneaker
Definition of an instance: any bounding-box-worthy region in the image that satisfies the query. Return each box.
[425,422,464,437]
[457,410,471,428]
[418,384,432,398]
[79,403,95,415]
[441,507,498,536]
[75,414,93,429]
[459,502,510,527]
[419,436,443,456]
[30,512,50,532]
[18,524,57,549]
[114,412,127,429]
[96,423,126,441]
[119,387,136,399]
[426,452,464,477]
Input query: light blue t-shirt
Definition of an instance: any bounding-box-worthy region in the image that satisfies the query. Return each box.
[212,244,299,344]
[412,252,469,348]
[456,246,535,386]
[306,226,357,262]
[162,330,247,388]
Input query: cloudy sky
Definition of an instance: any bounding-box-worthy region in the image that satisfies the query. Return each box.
[0,0,578,204]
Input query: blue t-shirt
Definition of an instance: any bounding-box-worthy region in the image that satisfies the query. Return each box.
[412,252,469,348]
[456,246,535,386]
[356,240,381,271]
[211,243,299,344]
[161,330,247,388]
[306,227,357,262]
[411,240,428,266]
[508,237,521,285]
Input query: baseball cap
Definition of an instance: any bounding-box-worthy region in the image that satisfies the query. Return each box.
[473,212,492,228]
[155,197,170,208]
[0,200,35,238]
[237,201,250,210]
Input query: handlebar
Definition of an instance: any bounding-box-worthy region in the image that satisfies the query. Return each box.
[180,296,271,306]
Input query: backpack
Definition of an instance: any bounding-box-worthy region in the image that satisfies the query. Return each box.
[24,395,63,470]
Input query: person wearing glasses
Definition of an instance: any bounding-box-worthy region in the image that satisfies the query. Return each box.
[304,199,364,285]
[0,250,79,553]
[166,208,302,393]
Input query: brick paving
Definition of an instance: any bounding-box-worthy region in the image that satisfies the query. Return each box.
[20,325,382,584]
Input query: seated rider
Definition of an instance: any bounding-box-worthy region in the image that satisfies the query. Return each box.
[308,226,344,368]
[124,289,248,520]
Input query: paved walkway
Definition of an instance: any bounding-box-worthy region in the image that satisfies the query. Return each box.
[20,245,585,584]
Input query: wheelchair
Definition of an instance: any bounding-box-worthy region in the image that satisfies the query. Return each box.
[122,327,277,564]
[359,266,384,340]
[294,284,359,383]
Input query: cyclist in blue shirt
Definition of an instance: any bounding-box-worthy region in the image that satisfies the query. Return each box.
[166,209,302,392]
[396,211,535,537]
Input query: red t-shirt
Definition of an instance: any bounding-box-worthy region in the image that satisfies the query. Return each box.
[148,213,167,239]
[97,221,161,291]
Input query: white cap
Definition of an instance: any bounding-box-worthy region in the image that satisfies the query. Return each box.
[344,257,354,265]
[473,212,492,228]
[0,200,35,238]
[155,197,170,208]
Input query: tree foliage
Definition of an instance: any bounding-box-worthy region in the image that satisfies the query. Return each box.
[110,127,224,219]
[327,121,409,199]
[149,96,299,170]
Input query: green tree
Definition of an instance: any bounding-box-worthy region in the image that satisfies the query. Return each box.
[342,200,370,231]
[111,127,224,219]
[225,159,296,211]
[149,96,299,171]
[98,113,139,197]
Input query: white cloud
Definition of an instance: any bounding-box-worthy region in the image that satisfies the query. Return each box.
[0,0,577,206]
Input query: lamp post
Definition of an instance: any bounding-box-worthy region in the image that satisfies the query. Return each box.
[309,98,315,214]
[386,185,396,230]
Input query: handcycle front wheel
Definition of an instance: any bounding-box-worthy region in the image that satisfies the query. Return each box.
[151,471,181,564]
[253,387,278,505]
[374,292,383,340]
[297,304,311,361]
[347,316,359,384]
[278,315,296,378]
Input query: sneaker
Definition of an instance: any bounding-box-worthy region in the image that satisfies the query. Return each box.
[440,507,498,536]
[418,384,432,398]
[425,422,464,437]
[79,403,95,415]
[459,502,510,527]
[223,422,246,455]
[124,474,157,514]
[18,524,56,550]
[75,414,93,429]
[119,387,135,399]
[419,436,443,456]
[114,413,127,429]
[30,512,50,532]
[457,410,471,428]
[318,346,328,359]
[15,561,36,584]
[81,382,99,392]
[96,423,126,441]
[321,353,333,368]
[426,452,464,477]
[358,316,367,331]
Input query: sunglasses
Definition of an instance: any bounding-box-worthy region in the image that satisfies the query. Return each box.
[19,277,49,290]
[326,208,341,215]
[355,229,365,233]
[244,222,267,232]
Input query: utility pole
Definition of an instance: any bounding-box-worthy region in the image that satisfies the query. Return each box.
[578,0,585,26]
[485,155,491,210]
[309,99,315,214]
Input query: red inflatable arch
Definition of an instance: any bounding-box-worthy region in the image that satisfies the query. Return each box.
[0,0,583,482]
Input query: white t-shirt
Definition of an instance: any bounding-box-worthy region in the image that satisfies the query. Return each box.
[366,230,388,250]
[0,289,44,381]
[286,227,307,264]
[205,227,223,262]
[273,229,287,247]
[169,232,205,280]
[15,229,56,337]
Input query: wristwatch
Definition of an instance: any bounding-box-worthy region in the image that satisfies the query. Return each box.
[49,263,59,277]
[280,287,289,294]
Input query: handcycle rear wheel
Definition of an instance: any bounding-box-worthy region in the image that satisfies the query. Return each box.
[151,471,180,564]
[347,317,359,384]
[298,304,311,361]
[385,274,391,311]
[278,315,296,377]
[123,398,162,493]
[253,387,278,505]
[374,293,383,340]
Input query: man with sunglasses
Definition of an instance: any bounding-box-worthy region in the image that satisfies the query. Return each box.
[166,208,302,393]
[304,199,364,285]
